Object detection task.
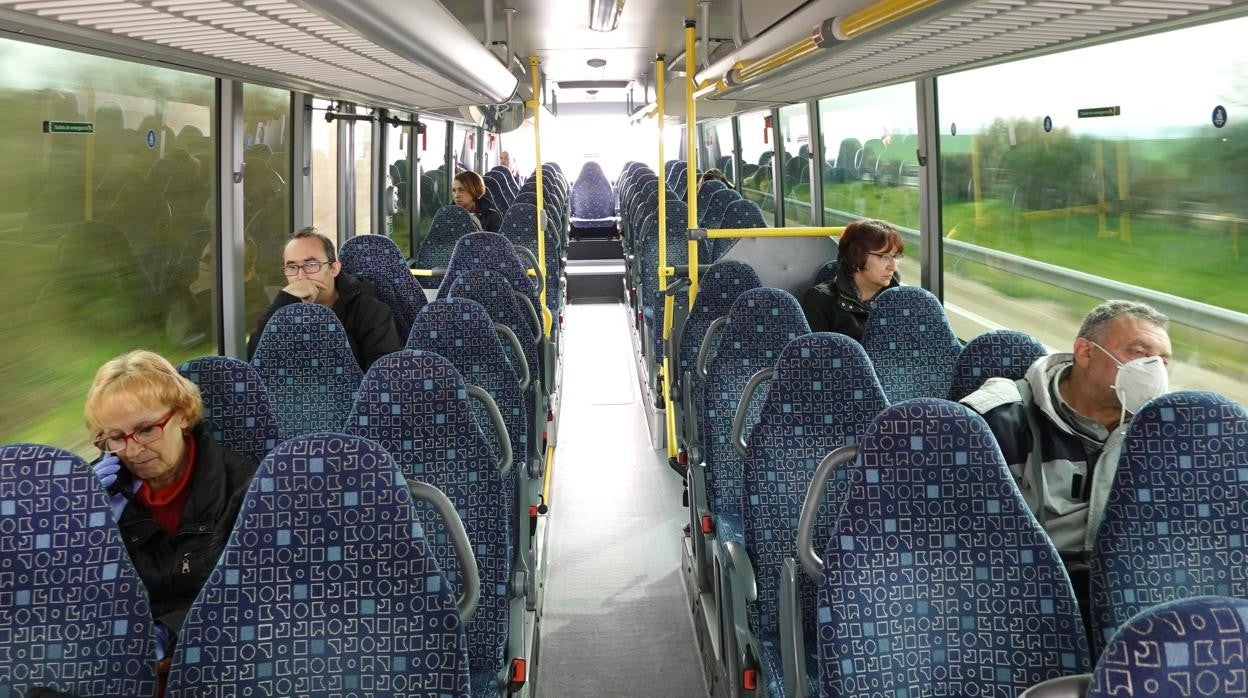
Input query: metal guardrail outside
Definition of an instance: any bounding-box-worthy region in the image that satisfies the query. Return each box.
[813,204,1248,345]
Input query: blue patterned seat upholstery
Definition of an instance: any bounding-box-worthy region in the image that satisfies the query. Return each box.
[166,433,470,697]
[714,199,767,260]
[345,351,512,694]
[1090,391,1248,656]
[701,288,809,540]
[570,161,616,225]
[1087,595,1248,698]
[861,285,962,403]
[495,205,561,315]
[811,260,837,286]
[414,205,482,286]
[340,233,428,339]
[639,199,695,360]
[699,188,742,229]
[484,174,512,214]
[947,329,1047,401]
[697,178,727,203]
[407,299,527,470]
[819,399,1091,696]
[740,334,888,696]
[178,355,283,463]
[0,444,157,697]
[676,261,762,449]
[438,232,541,317]
[447,268,541,402]
[249,303,363,438]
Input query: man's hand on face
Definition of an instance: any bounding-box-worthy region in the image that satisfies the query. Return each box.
[282,278,322,303]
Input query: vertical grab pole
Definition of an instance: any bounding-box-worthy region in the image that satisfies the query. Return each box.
[529,55,550,334]
[656,55,678,460]
[685,20,700,305]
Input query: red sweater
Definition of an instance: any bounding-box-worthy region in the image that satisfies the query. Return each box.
[136,437,196,535]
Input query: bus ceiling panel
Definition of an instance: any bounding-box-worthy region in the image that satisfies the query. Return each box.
[0,0,508,110]
[707,0,1245,104]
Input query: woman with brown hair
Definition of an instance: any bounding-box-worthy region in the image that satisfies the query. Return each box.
[452,170,502,232]
[800,218,904,342]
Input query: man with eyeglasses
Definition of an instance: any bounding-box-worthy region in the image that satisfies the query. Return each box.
[246,227,400,370]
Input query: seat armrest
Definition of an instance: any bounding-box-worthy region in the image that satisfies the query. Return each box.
[1017,674,1091,698]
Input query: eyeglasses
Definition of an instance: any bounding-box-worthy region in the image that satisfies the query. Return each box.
[868,252,904,264]
[282,260,331,276]
[94,410,176,454]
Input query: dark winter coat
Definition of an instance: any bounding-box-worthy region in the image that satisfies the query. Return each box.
[799,269,900,341]
[246,271,402,370]
[474,194,503,233]
[115,423,258,633]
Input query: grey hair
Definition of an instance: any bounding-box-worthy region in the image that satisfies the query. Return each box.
[1077,300,1169,342]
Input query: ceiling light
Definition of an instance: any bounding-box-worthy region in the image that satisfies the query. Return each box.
[587,89,599,95]
[587,58,607,68]
[589,0,624,32]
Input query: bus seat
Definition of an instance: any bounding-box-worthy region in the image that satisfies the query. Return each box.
[697,178,727,204]
[249,303,362,438]
[639,199,693,362]
[178,355,283,464]
[340,233,428,340]
[1087,595,1248,698]
[817,399,1090,696]
[699,188,742,230]
[448,268,542,405]
[414,205,483,286]
[570,161,616,237]
[732,333,888,697]
[495,206,563,317]
[1090,391,1248,657]
[714,199,767,260]
[674,260,762,462]
[811,260,838,287]
[947,329,1048,402]
[861,285,962,403]
[345,350,514,695]
[483,174,512,216]
[698,288,808,558]
[407,299,528,478]
[165,433,472,697]
[0,444,158,697]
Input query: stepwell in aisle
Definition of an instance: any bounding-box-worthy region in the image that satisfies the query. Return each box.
[536,300,708,696]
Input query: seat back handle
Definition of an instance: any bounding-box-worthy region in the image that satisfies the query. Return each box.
[406,479,481,623]
[466,384,513,479]
[696,316,730,381]
[797,443,860,579]
[731,368,774,458]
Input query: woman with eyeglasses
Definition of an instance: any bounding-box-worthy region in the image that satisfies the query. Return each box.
[83,350,259,660]
[800,218,904,342]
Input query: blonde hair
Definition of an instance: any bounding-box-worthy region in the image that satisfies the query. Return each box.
[84,350,203,436]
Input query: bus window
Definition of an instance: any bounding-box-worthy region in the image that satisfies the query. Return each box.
[937,15,1248,403]
[737,110,776,225]
[310,97,337,240]
[777,104,812,227]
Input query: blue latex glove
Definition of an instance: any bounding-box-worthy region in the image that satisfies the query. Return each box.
[92,453,122,490]
[153,622,172,662]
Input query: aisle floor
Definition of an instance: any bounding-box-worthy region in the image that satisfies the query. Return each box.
[535,300,707,697]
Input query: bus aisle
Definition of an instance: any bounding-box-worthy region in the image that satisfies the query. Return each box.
[536,299,707,696]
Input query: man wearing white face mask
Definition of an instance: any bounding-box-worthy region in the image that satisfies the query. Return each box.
[961,300,1172,555]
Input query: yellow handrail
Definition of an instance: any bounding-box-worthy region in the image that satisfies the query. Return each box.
[655,53,677,460]
[529,54,550,336]
[838,0,942,39]
[735,36,819,82]
[684,21,699,306]
[703,226,846,239]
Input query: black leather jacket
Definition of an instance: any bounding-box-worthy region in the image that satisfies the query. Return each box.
[799,269,900,341]
[115,423,258,633]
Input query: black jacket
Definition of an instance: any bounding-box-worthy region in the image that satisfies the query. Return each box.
[799,269,900,341]
[474,195,503,233]
[116,423,258,633]
[246,272,402,370]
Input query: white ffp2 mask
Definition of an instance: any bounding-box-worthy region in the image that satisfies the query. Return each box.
[1091,341,1169,415]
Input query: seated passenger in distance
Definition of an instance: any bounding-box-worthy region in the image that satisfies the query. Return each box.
[698,167,733,190]
[246,227,401,370]
[799,218,902,341]
[452,170,502,233]
[961,299,1172,555]
[84,350,260,659]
